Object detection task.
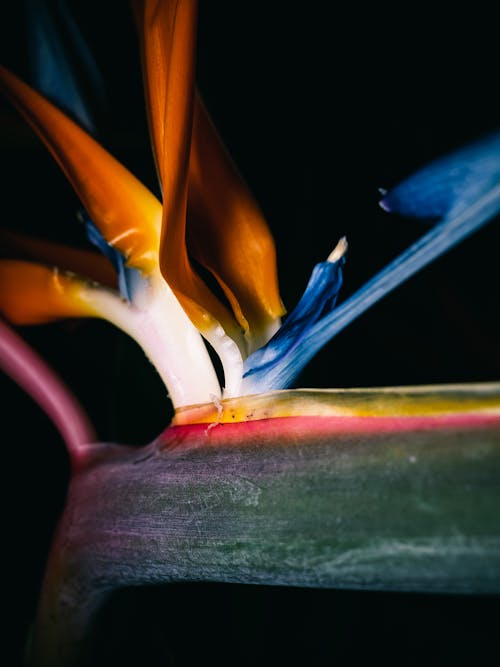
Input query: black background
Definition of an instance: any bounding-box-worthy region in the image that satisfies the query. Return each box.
[1,2,500,665]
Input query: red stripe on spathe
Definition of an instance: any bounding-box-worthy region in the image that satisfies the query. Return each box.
[158,413,500,452]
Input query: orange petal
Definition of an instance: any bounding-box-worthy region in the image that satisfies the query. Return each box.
[132,0,174,188]
[188,95,285,350]
[0,260,100,324]
[0,65,162,274]
[0,229,118,289]
[134,0,243,345]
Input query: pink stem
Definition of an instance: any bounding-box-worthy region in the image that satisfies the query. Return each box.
[0,319,95,462]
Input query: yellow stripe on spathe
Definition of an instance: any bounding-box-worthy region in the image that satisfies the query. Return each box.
[173,385,500,425]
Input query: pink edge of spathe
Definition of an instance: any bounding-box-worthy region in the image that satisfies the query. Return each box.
[158,412,500,452]
[0,319,96,463]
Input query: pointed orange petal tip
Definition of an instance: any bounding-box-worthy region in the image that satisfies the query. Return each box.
[0,65,161,274]
[0,260,100,324]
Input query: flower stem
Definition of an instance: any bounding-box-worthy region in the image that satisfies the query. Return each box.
[0,319,95,463]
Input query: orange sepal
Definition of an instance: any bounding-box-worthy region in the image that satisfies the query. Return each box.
[0,229,118,289]
[188,96,285,348]
[132,0,178,189]
[0,260,100,324]
[134,0,243,344]
[0,65,162,274]
[133,0,283,346]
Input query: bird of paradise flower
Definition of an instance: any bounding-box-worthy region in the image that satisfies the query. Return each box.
[1,1,500,665]
[1,0,499,418]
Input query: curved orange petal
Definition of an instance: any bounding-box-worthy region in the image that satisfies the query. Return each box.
[134,0,243,346]
[133,1,283,349]
[0,65,161,274]
[0,229,118,289]
[0,260,100,324]
[188,96,285,350]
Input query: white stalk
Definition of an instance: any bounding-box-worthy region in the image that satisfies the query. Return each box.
[203,324,244,399]
[81,271,222,408]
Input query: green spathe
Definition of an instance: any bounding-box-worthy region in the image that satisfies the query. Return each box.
[31,386,500,666]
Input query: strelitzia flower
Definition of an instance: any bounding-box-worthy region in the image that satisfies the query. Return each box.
[1,1,499,415]
[1,1,500,665]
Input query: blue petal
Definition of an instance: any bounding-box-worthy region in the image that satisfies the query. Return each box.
[25,0,108,135]
[379,131,500,220]
[242,239,347,392]
[243,132,500,394]
[79,211,140,302]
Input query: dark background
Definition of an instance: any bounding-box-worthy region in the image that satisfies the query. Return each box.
[1,2,499,665]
